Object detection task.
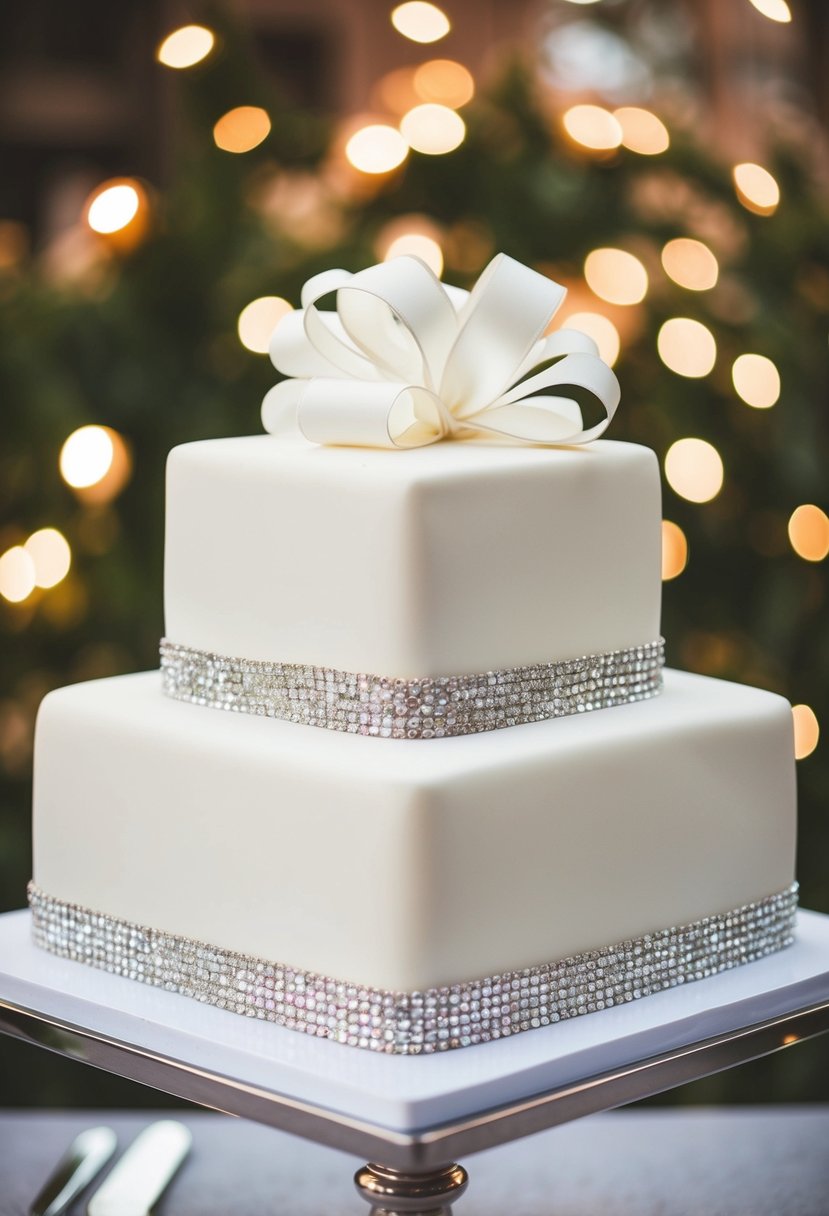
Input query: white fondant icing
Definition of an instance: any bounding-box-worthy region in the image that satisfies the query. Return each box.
[32,669,796,993]
[163,436,662,678]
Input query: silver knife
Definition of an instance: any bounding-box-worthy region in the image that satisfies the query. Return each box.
[30,1126,118,1216]
[87,1120,191,1216]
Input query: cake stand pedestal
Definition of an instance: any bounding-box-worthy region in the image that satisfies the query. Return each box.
[2,908,829,1215]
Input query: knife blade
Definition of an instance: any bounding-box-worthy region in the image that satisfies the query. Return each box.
[30,1126,118,1216]
[87,1120,191,1216]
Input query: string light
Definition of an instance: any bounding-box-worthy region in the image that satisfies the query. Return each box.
[584,248,648,305]
[661,520,688,580]
[562,105,622,152]
[238,297,293,354]
[345,125,408,173]
[664,438,724,503]
[657,318,717,378]
[748,0,792,22]
[563,312,620,366]
[733,163,780,215]
[400,104,465,154]
[24,529,71,589]
[788,505,829,562]
[86,181,142,235]
[614,107,670,155]
[732,353,780,409]
[60,426,114,488]
[391,2,451,43]
[792,705,819,760]
[213,107,271,154]
[0,547,36,604]
[413,60,474,108]
[156,25,215,69]
[661,238,719,291]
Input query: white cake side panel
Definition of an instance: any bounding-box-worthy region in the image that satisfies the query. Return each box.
[32,676,431,991]
[163,436,661,677]
[420,674,797,982]
[32,671,795,993]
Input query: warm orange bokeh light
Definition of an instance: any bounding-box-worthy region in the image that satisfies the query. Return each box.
[24,528,72,589]
[584,248,648,305]
[664,438,724,503]
[563,312,621,366]
[60,426,132,504]
[400,104,465,154]
[84,179,150,251]
[562,105,622,151]
[788,504,829,562]
[391,2,451,43]
[748,0,792,22]
[213,107,271,154]
[376,215,444,276]
[792,704,819,760]
[661,238,719,291]
[156,25,215,69]
[657,318,717,378]
[732,354,781,409]
[413,60,474,108]
[614,107,670,155]
[661,520,688,580]
[733,163,780,216]
[238,297,293,354]
[345,125,409,173]
[0,547,36,604]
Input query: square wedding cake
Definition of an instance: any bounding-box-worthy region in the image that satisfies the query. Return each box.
[29,254,797,1053]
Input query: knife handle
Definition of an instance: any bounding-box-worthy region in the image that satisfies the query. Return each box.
[30,1126,117,1216]
[87,1120,192,1216]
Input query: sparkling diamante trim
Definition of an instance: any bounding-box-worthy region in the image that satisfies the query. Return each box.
[158,638,665,739]
[29,882,797,1055]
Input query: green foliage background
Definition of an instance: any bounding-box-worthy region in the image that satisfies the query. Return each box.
[1,24,827,1106]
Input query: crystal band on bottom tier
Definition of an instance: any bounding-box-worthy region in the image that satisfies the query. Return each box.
[29,882,797,1055]
[159,638,665,739]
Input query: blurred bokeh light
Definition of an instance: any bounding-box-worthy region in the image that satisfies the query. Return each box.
[657,318,717,378]
[664,438,724,503]
[156,25,216,69]
[213,107,272,153]
[732,353,781,409]
[661,520,689,580]
[733,162,780,215]
[345,124,409,173]
[788,505,829,562]
[584,248,648,305]
[238,297,293,354]
[391,3,450,44]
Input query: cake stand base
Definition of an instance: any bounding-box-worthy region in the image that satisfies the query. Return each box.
[2,908,829,1210]
[354,1162,469,1216]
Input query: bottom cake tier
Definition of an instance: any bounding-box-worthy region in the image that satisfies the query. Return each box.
[30,668,797,1053]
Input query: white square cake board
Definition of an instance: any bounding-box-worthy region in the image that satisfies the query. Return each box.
[1,908,828,1135]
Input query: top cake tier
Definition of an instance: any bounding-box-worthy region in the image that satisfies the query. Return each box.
[163,435,662,680]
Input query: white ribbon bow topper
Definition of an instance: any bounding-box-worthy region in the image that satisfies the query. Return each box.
[261,252,620,449]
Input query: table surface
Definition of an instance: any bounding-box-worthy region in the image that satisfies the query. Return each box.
[3,908,829,1137]
[1,1107,827,1216]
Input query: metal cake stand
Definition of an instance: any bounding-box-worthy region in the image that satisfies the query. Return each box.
[2,907,829,1215]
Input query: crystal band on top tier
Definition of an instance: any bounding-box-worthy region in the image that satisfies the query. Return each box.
[29,882,797,1055]
[159,638,665,739]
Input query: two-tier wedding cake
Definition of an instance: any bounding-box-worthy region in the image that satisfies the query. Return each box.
[29,254,797,1054]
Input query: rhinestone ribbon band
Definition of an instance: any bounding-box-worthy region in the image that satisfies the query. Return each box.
[29,882,797,1055]
[159,637,665,739]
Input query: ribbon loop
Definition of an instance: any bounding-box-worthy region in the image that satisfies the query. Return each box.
[263,254,621,450]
